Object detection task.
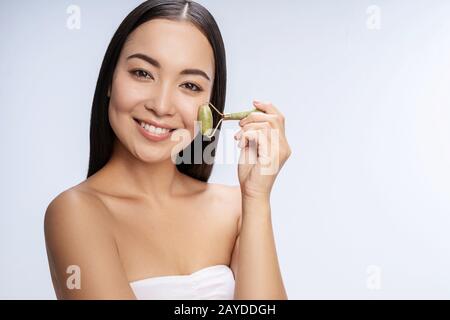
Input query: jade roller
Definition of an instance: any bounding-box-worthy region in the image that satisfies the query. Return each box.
[197,102,263,138]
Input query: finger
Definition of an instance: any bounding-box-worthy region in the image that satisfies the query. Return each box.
[235,122,271,141]
[239,128,268,151]
[241,122,271,141]
[239,129,258,149]
[253,100,284,118]
[239,129,271,166]
[239,131,259,166]
[239,112,282,128]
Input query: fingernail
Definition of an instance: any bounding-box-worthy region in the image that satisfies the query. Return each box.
[254,100,261,104]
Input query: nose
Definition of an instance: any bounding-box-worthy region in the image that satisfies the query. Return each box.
[144,82,176,116]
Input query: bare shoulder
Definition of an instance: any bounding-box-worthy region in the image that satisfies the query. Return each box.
[44,185,111,237]
[43,185,114,254]
[44,185,134,299]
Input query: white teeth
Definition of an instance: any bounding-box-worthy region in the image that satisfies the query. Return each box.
[139,121,171,135]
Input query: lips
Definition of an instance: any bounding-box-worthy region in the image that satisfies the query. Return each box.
[134,119,175,143]
[133,118,176,132]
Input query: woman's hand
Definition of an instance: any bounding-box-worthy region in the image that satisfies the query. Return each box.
[234,100,292,200]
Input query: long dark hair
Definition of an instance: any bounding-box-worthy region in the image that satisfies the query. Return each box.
[87,0,227,182]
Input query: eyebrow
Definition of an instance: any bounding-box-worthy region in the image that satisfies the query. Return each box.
[127,53,211,82]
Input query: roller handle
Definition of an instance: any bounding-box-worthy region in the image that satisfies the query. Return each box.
[223,109,264,120]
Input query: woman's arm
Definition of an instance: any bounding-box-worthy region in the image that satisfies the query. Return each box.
[231,100,291,299]
[233,195,287,299]
[44,190,136,299]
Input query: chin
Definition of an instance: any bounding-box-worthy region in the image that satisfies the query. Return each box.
[132,145,169,162]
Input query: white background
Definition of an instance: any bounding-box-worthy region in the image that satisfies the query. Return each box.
[1,0,450,299]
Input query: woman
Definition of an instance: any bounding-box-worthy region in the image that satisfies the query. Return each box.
[44,0,291,300]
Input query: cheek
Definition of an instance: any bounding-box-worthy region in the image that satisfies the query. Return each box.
[107,73,141,142]
[110,72,143,114]
[174,90,212,136]
[176,102,200,136]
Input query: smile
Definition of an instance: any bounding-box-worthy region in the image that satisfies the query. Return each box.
[133,118,176,142]
[139,120,174,135]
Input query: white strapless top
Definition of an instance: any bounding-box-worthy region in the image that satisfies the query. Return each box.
[129,265,235,300]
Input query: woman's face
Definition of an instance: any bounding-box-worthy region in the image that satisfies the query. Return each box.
[108,18,215,163]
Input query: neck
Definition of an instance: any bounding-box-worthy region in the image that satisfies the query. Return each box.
[100,139,185,200]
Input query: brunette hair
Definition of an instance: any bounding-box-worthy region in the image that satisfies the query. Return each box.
[87,0,227,182]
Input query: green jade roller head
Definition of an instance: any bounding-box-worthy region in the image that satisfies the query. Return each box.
[197,102,264,138]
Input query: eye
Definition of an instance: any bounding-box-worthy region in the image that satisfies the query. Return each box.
[181,82,203,92]
[130,69,153,80]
